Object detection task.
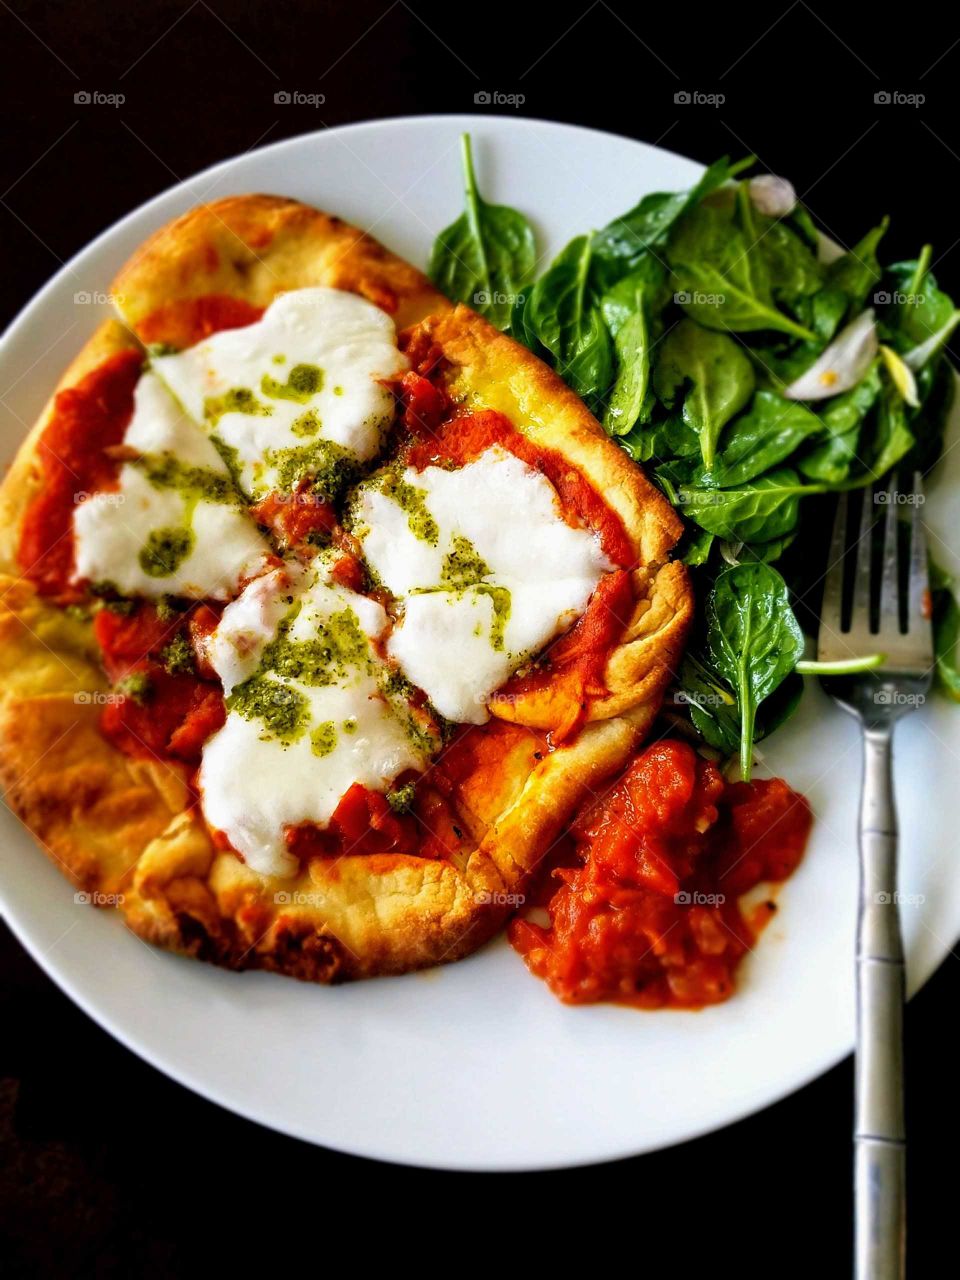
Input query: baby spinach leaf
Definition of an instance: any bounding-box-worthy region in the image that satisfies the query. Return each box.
[667,202,817,343]
[602,285,654,435]
[858,385,915,480]
[798,363,883,483]
[758,219,824,311]
[621,413,700,464]
[429,135,536,330]
[885,249,958,356]
[825,219,888,317]
[523,234,613,407]
[667,467,823,543]
[699,390,823,488]
[677,652,741,753]
[590,155,754,290]
[653,319,756,467]
[706,563,805,778]
[680,527,716,566]
[600,257,670,335]
[797,287,849,342]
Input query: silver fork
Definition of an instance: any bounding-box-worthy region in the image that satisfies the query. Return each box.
[818,475,933,1280]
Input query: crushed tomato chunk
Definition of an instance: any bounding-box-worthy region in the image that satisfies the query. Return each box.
[510,739,812,1009]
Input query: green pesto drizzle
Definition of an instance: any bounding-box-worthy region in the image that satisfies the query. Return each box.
[290,409,321,439]
[155,595,184,622]
[116,670,153,704]
[370,466,439,545]
[224,600,374,744]
[341,717,358,734]
[263,437,357,500]
[209,435,245,491]
[204,387,272,424]
[134,451,234,503]
[262,605,371,687]
[387,782,416,814]
[475,584,511,652]
[310,720,338,757]
[440,534,490,589]
[261,363,324,403]
[138,527,194,579]
[226,676,308,744]
[160,633,195,675]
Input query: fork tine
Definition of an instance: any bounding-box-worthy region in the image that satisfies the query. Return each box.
[851,485,876,630]
[908,473,931,638]
[878,490,900,634]
[820,490,849,637]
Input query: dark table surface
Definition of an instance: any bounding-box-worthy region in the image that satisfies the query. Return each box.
[1,2,958,1274]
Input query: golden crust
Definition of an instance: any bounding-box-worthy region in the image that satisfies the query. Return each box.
[112,194,449,335]
[0,200,693,983]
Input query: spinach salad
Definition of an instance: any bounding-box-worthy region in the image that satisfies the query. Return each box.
[430,136,960,777]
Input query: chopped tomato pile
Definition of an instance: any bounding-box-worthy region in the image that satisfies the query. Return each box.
[510,739,812,1009]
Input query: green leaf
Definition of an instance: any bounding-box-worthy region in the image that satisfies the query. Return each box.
[602,286,653,435]
[653,319,755,467]
[668,467,824,543]
[621,413,700,464]
[824,219,888,317]
[680,527,716,566]
[677,652,741,753]
[799,363,883,483]
[885,247,957,351]
[429,135,536,330]
[699,390,823,487]
[667,201,817,343]
[590,155,754,290]
[523,234,613,406]
[599,257,670,335]
[706,563,805,778]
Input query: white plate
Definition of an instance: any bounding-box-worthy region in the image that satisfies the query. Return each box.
[2,116,958,1171]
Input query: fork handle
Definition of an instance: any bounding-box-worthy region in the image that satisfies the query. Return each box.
[855,726,906,1280]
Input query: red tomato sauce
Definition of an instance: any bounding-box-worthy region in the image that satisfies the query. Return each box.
[248,485,338,551]
[17,350,143,598]
[94,603,225,765]
[510,739,812,1009]
[137,295,263,350]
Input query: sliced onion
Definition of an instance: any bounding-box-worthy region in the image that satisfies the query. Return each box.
[879,344,919,408]
[748,175,797,218]
[784,310,878,401]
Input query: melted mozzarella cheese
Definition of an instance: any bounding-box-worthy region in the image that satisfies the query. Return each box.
[199,559,430,878]
[72,371,270,600]
[153,287,407,499]
[353,447,612,723]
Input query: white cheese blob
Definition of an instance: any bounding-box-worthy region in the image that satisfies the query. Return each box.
[198,559,431,878]
[353,447,612,723]
[72,371,270,600]
[153,287,407,500]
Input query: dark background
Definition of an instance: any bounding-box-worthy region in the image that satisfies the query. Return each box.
[1,2,958,1274]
